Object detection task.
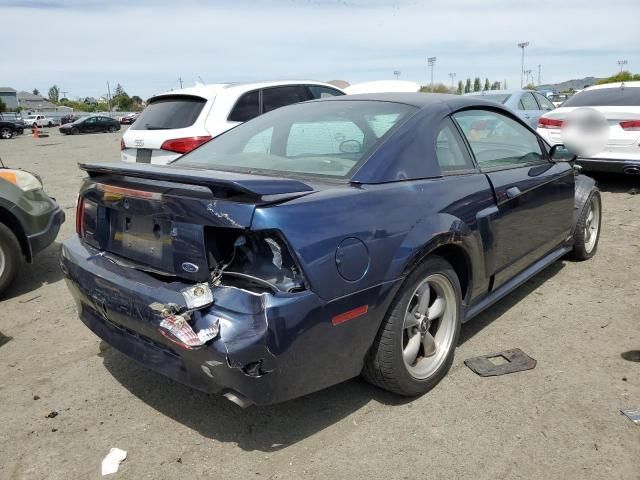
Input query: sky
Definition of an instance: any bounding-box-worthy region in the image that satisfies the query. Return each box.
[1,0,638,100]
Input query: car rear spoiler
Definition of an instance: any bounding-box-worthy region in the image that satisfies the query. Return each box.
[79,162,315,200]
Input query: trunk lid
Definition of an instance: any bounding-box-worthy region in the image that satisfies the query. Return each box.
[78,162,314,283]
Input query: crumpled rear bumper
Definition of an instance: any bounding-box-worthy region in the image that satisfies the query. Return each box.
[60,236,398,405]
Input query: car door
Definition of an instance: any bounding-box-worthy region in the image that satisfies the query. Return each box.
[517,92,543,128]
[82,117,98,133]
[453,108,574,289]
[533,92,556,120]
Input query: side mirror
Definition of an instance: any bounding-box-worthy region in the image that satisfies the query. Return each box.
[339,139,362,154]
[550,144,576,162]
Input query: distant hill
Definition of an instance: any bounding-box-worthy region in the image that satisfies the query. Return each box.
[538,76,602,92]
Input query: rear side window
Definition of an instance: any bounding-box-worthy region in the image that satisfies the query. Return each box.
[563,87,640,107]
[308,86,344,99]
[262,86,312,114]
[228,90,260,122]
[534,93,555,111]
[131,95,206,130]
[435,120,474,172]
[518,93,539,110]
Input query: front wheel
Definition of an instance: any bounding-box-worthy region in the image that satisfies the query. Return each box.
[569,189,601,260]
[107,125,116,133]
[363,255,462,396]
[71,127,79,135]
[0,223,23,297]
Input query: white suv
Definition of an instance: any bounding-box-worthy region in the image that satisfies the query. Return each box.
[537,81,640,175]
[121,80,345,164]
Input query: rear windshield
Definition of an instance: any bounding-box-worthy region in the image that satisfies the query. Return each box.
[130,95,206,130]
[173,100,417,179]
[563,87,640,107]
[468,94,511,104]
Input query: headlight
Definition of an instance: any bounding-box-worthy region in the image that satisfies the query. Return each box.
[0,169,43,192]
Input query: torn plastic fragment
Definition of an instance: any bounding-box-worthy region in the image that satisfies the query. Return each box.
[264,237,283,270]
[159,314,219,349]
[181,283,213,309]
[101,447,127,476]
[621,407,640,425]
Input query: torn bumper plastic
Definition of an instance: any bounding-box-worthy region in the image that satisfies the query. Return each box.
[60,236,399,405]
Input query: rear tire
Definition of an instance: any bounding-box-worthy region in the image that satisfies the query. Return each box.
[363,255,462,396]
[569,189,601,261]
[0,127,12,139]
[0,223,23,297]
[107,125,116,133]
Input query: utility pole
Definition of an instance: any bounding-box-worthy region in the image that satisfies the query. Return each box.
[448,72,456,93]
[537,64,541,85]
[617,59,628,72]
[428,57,437,89]
[106,81,112,114]
[517,41,529,88]
[393,70,401,80]
[60,90,68,100]
[179,77,183,88]
[524,69,532,86]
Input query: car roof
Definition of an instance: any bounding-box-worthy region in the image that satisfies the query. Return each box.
[150,80,344,101]
[315,92,501,110]
[584,81,640,90]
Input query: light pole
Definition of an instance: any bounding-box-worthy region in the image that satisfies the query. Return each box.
[393,70,401,80]
[448,72,456,93]
[617,59,628,72]
[537,64,541,85]
[428,57,437,89]
[524,69,532,87]
[518,41,529,88]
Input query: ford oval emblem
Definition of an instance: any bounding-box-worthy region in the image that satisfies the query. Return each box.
[181,262,199,273]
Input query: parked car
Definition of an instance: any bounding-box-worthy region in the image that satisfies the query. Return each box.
[0,113,25,134]
[119,112,139,125]
[465,89,556,128]
[60,114,79,125]
[121,80,345,164]
[537,81,640,174]
[62,93,600,407]
[23,114,59,128]
[0,119,20,139]
[59,115,121,135]
[0,166,65,296]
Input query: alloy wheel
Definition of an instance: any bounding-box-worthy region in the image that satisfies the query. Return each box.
[402,273,457,379]
[584,194,600,254]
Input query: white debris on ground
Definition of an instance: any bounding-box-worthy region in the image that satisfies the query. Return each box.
[101,448,127,476]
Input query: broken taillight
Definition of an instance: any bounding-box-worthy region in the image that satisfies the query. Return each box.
[158,314,219,350]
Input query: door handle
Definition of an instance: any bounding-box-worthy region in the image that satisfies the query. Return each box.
[505,186,521,199]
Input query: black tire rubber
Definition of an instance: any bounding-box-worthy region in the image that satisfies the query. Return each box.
[0,223,23,297]
[48,121,53,127]
[569,189,601,261]
[71,127,79,135]
[107,125,116,133]
[0,127,12,139]
[362,255,462,396]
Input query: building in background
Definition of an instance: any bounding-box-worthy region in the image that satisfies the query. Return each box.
[0,87,19,110]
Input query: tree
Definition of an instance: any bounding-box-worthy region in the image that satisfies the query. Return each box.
[419,83,451,94]
[32,88,40,96]
[491,81,501,90]
[473,77,481,92]
[524,83,536,90]
[114,83,126,98]
[484,78,490,91]
[48,85,60,103]
[456,80,464,95]
[464,78,472,93]
[596,71,640,85]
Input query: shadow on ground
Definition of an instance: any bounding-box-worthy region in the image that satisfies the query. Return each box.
[1,242,64,301]
[589,172,640,194]
[101,260,566,452]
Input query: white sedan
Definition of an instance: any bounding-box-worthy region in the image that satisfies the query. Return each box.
[537,81,640,175]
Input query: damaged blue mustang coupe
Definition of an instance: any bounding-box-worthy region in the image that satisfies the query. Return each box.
[61,93,601,407]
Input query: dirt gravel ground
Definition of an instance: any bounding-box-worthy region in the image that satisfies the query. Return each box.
[0,129,638,480]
